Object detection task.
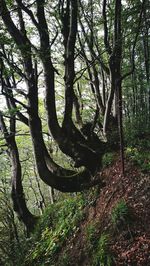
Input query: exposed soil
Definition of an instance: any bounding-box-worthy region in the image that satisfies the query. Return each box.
[58,158,150,265]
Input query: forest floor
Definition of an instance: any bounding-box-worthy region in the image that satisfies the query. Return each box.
[59,157,150,266]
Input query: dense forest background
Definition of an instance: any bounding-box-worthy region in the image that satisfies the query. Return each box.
[0,0,149,265]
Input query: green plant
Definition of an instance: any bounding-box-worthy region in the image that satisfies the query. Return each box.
[111,199,129,226]
[93,233,112,266]
[59,252,70,266]
[124,118,150,148]
[126,147,150,173]
[102,152,115,167]
[25,195,85,265]
[85,223,97,246]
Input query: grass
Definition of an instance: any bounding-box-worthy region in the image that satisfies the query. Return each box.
[93,233,113,266]
[111,199,129,227]
[85,222,97,248]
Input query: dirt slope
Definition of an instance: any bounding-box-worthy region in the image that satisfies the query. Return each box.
[58,158,150,266]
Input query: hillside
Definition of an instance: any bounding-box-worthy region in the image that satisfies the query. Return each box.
[63,159,150,266]
[25,151,150,266]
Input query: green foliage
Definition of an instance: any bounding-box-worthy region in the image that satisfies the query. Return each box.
[6,0,14,7]
[85,222,97,247]
[58,252,70,266]
[111,199,129,226]
[0,188,27,266]
[85,222,113,266]
[93,233,112,266]
[25,194,85,265]
[124,118,150,149]
[126,147,150,173]
[0,34,12,45]
[79,187,100,207]
[124,119,150,173]
[102,152,115,167]
[6,107,21,116]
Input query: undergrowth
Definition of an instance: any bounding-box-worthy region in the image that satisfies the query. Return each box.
[102,152,115,167]
[24,194,86,265]
[111,199,129,227]
[85,222,113,266]
[93,233,113,266]
[86,222,97,247]
[126,147,150,173]
[124,121,150,173]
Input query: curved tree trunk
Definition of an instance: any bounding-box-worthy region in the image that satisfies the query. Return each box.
[0,0,105,192]
[0,115,37,233]
[36,0,104,172]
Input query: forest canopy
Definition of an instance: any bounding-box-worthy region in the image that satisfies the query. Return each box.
[0,0,149,234]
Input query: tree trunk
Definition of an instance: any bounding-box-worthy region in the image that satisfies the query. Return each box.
[0,115,37,233]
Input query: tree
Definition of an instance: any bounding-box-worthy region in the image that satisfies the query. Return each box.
[0,0,105,192]
[0,62,37,231]
[0,0,149,231]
